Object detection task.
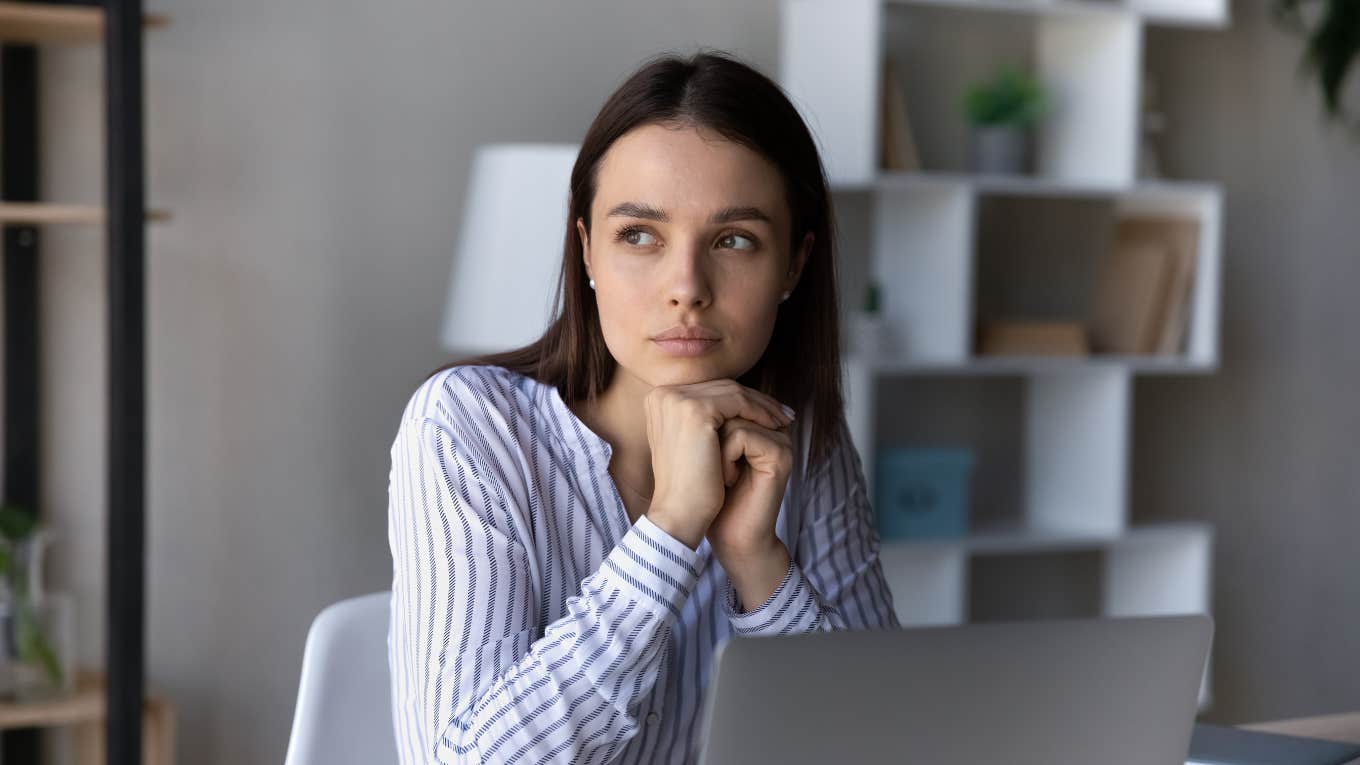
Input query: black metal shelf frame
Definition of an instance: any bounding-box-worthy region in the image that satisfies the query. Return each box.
[0,2,147,763]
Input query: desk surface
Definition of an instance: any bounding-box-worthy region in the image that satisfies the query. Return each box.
[1242,711,1360,745]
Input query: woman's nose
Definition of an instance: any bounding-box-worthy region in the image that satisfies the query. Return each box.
[665,246,712,308]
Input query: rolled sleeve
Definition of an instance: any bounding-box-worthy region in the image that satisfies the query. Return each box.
[720,558,831,635]
[600,513,705,620]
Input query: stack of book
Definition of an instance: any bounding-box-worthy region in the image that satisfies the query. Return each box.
[1088,214,1201,356]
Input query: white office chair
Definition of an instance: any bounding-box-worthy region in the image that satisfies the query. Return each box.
[285,591,398,765]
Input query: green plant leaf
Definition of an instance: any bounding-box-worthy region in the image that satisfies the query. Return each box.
[0,505,37,542]
[1273,0,1360,125]
[963,64,1048,127]
[16,602,63,687]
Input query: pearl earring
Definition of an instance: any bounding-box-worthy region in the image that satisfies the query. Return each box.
[589,278,596,290]
[779,290,791,303]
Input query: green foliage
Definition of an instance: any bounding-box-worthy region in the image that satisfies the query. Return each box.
[0,504,37,542]
[1273,0,1360,133]
[963,64,1049,127]
[863,281,881,314]
[0,504,64,688]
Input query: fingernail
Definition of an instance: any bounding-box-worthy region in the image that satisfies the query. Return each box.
[781,404,796,420]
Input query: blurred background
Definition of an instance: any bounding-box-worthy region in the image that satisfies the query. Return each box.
[2,0,1358,762]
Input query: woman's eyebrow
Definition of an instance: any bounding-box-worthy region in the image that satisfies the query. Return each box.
[605,201,772,225]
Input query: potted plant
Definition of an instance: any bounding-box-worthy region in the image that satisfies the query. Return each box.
[1272,0,1360,137]
[0,504,71,699]
[962,63,1049,174]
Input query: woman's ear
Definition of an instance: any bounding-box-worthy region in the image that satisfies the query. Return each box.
[785,231,813,292]
[577,217,592,280]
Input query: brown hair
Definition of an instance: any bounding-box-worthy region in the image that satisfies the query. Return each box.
[433,49,845,471]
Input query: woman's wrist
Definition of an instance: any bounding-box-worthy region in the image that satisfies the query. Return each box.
[644,503,705,550]
[719,540,791,614]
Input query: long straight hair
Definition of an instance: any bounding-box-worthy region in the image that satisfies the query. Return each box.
[434,49,845,471]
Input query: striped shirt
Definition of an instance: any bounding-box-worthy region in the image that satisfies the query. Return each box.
[386,363,899,764]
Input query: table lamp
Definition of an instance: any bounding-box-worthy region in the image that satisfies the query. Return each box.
[441,143,581,354]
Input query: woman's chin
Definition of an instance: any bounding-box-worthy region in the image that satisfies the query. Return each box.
[652,362,751,388]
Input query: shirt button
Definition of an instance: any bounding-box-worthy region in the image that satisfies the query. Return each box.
[646,712,661,725]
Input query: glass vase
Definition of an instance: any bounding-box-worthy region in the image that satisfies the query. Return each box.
[0,529,76,701]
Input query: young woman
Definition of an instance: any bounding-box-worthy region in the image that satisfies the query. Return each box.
[387,49,899,765]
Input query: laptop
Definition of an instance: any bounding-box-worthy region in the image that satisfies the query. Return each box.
[696,613,1213,765]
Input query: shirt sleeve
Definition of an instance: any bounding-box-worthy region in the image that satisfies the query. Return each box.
[719,416,900,635]
[388,414,704,765]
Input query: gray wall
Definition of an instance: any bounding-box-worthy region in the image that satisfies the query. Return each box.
[1138,1,1360,723]
[28,0,1358,761]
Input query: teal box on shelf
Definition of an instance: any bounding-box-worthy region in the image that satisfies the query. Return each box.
[874,448,975,539]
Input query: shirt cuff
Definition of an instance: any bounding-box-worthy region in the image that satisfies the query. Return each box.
[721,558,824,635]
[597,514,705,621]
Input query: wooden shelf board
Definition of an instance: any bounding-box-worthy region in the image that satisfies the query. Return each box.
[0,669,105,729]
[0,2,168,45]
[881,520,1212,556]
[0,203,171,226]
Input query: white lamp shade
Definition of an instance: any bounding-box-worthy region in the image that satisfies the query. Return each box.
[441,143,581,354]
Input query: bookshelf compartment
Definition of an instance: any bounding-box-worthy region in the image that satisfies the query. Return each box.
[882,3,1140,186]
[861,372,1129,537]
[970,190,1217,366]
[874,375,1026,530]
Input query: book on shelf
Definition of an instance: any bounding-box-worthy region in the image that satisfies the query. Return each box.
[978,319,1089,357]
[879,55,921,172]
[1087,214,1200,355]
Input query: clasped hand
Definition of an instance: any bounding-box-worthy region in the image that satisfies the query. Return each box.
[642,378,796,559]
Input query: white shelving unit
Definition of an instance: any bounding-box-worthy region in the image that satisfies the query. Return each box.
[779,0,1226,710]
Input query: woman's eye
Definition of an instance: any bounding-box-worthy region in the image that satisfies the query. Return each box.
[615,227,657,247]
[718,232,757,251]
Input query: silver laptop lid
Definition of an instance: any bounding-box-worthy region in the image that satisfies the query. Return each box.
[697,614,1212,765]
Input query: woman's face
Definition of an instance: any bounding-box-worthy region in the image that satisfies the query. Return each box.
[578,122,812,389]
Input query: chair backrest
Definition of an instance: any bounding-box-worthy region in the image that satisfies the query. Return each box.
[285,591,397,765]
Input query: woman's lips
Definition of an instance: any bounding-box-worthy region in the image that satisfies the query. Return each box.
[653,338,720,357]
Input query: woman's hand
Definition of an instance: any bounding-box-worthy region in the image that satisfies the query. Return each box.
[704,416,796,558]
[643,379,793,550]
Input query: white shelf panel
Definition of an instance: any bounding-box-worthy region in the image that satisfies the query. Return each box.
[1126,0,1228,28]
[885,0,1227,27]
[1026,367,1129,535]
[853,353,1217,377]
[834,170,1221,199]
[880,520,1212,557]
[870,184,975,362]
[780,0,882,186]
[888,0,1126,19]
[877,544,967,626]
[1036,11,1141,186]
